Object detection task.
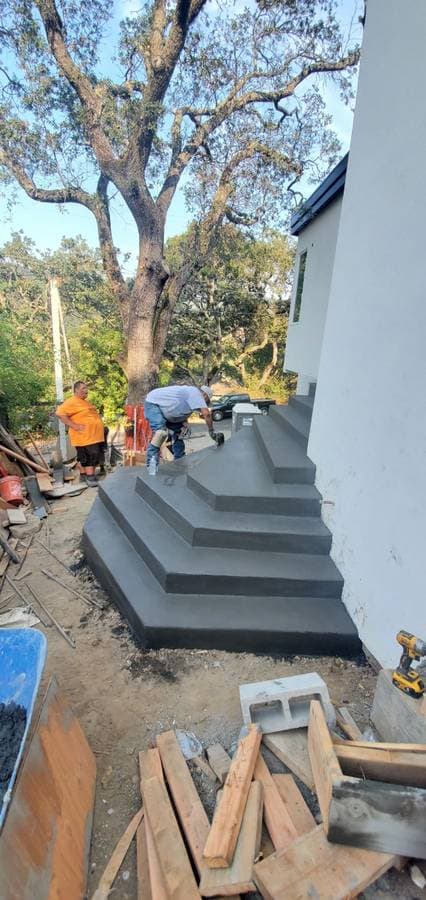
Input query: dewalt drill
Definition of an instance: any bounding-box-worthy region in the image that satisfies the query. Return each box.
[392,630,426,698]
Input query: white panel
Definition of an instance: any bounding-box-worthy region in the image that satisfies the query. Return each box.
[309,0,426,666]
[285,197,342,382]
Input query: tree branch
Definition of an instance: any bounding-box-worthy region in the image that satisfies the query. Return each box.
[34,0,117,167]
[0,149,94,207]
[156,50,357,214]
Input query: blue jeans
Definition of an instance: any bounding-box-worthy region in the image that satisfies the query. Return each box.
[144,401,186,466]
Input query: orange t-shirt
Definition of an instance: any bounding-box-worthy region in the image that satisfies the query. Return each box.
[56,396,104,447]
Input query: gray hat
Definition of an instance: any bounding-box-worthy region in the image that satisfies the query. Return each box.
[201,385,213,399]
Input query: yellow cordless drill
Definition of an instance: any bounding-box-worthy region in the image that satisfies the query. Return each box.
[392,630,426,698]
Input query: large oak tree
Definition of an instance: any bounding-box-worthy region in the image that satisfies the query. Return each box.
[0,0,359,400]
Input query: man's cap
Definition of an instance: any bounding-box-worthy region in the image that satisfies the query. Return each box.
[200,385,213,399]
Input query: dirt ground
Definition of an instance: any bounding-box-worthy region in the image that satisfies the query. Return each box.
[2,451,425,899]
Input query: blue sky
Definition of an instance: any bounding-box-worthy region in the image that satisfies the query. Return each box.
[0,0,363,269]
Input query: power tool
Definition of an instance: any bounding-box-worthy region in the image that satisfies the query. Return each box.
[209,429,224,448]
[392,630,426,698]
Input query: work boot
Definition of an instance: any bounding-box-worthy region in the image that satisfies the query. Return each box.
[86,475,99,487]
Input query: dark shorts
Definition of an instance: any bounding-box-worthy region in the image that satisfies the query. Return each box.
[76,443,103,467]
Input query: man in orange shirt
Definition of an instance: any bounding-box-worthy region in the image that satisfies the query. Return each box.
[56,381,105,487]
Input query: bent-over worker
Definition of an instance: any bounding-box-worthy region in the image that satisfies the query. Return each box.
[144,384,214,469]
[56,381,105,487]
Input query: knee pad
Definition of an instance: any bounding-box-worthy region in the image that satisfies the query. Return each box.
[150,428,168,448]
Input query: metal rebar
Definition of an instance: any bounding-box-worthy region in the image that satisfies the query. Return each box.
[26,582,75,648]
[34,537,75,576]
[40,568,104,609]
[13,535,34,576]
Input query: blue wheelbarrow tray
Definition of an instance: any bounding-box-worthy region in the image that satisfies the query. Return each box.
[0,628,47,830]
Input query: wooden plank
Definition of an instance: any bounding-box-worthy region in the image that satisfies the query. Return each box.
[307,699,346,830]
[335,706,363,740]
[200,781,263,897]
[139,750,168,900]
[253,824,397,900]
[203,724,262,868]
[371,668,426,743]
[262,729,314,790]
[329,779,426,858]
[206,743,232,784]
[137,820,153,900]
[272,774,316,836]
[91,807,144,900]
[143,776,200,900]
[335,743,426,787]
[253,753,298,851]
[156,730,211,873]
[333,736,426,753]
[194,755,217,782]
[0,678,96,900]
[36,472,54,493]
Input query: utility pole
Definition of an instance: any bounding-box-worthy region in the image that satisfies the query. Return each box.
[49,277,68,460]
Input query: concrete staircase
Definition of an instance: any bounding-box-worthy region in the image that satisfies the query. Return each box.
[83,391,359,654]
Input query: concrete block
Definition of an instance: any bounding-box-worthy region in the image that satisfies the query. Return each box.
[371,669,426,743]
[232,403,262,433]
[239,672,335,734]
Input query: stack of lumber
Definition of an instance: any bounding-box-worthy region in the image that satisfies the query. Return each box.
[107,706,426,900]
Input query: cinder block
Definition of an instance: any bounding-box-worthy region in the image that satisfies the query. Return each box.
[371,669,426,743]
[239,672,335,734]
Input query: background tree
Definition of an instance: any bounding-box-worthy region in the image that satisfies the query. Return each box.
[0,232,127,430]
[0,0,360,400]
[166,226,296,396]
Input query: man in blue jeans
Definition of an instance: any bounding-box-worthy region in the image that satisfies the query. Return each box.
[144,384,214,468]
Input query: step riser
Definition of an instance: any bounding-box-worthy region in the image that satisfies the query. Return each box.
[99,488,342,598]
[187,475,321,516]
[289,396,314,420]
[137,479,329,553]
[100,488,169,589]
[166,572,342,598]
[192,527,331,554]
[253,423,314,484]
[268,407,309,447]
[136,478,194,543]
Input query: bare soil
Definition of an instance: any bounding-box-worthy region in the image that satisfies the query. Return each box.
[2,472,425,900]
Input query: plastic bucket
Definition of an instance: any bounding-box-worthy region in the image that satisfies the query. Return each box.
[0,476,24,505]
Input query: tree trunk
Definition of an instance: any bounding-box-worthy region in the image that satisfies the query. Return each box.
[125,271,166,403]
[259,339,278,386]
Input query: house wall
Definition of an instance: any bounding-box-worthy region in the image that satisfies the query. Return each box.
[284,196,342,394]
[308,0,426,666]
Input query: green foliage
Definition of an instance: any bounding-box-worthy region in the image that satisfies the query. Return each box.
[69,322,127,423]
[0,311,53,432]
[166,226,296,399]
[0,232,125,433]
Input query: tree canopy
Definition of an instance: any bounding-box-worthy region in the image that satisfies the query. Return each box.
[0,0,360,399]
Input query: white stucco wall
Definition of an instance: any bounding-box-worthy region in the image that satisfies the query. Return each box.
[284,196,342,393]
[308,0,426,666]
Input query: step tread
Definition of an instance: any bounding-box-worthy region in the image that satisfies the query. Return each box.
[253,415,315,478]
[188,428,319,500]
[269,404,311,438]
[100,472,342,587]
[138,470,329,538]
[83,498,359,652]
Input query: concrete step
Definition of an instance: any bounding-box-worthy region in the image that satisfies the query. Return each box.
[83,496,360,655]
[253,415,316,484]
[289,394,315,419]
[269,404,311,446]
[98,471,343,599]
[187,428,321,514]
[136,470,332,554]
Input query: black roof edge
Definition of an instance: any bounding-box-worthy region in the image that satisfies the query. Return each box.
[290,153,348,236]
